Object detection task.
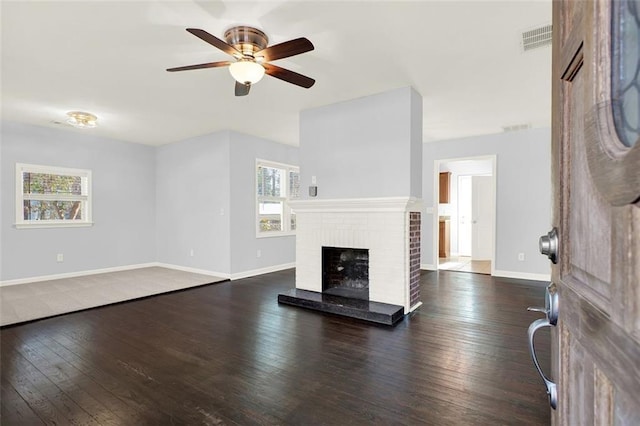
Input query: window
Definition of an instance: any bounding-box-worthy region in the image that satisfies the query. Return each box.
[612,0,640,147]
[16,163,92,228]
[256,160,299,236]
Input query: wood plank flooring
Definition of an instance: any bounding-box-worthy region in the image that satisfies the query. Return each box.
[1,269,551,425]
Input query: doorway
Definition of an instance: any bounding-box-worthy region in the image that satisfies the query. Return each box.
[435,156,496,275]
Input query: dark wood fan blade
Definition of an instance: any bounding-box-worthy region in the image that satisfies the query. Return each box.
[235,81,251,96]
[186,28,241,57]
[166,61,231,72]
[263,63,315,88]
[256,38,314,62]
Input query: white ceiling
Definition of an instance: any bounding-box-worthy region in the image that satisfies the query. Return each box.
[1,1,552,147]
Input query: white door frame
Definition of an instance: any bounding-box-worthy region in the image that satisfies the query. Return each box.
[433,155,497,275]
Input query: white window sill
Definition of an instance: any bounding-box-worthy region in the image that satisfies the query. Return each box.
[256,231,296,239]
[15,222,94,229]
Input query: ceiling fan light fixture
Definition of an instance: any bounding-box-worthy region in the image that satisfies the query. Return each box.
[167,27,315,96]
[66,111,98,129]
[229,60,265,85]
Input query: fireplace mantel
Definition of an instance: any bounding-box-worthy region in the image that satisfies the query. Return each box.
[290,197,422,213]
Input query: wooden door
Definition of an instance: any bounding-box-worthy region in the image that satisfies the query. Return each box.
[549,0,640,423]
[439,172,451,203]
[438,219,450,258]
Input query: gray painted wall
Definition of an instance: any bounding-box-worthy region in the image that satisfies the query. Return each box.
[422,128,552,275]
[155,130,298,276]
[229,131,298,274]
[299,86,422,199]
[410,89,423,200]
[1,121,156,281]
[2,116,549,281]
[155,131,231,274]
[2,123,297,281]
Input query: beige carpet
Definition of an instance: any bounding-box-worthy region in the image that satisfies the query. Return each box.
[0,267,227,326]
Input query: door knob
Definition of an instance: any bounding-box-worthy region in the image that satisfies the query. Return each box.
[539,227,559,264]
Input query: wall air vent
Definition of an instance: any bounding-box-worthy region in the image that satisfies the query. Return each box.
[521,24,552,51]
[502,123,532,132]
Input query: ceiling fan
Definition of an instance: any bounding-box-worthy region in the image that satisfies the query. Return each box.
[167,26,315,96]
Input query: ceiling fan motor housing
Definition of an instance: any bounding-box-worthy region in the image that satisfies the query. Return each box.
[224,26,269,58]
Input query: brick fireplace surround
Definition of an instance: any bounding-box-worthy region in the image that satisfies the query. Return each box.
[290,197,422,315]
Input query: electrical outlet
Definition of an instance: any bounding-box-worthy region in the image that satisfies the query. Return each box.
[257,249,261,258]
[190,249,194,257]
[518,253,525,261]
[57,253,64,262]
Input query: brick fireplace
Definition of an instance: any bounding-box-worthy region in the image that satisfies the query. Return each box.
[281,87,423,324]
[289,197,422,315]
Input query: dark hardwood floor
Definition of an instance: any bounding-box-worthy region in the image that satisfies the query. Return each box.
[1,269,551,425]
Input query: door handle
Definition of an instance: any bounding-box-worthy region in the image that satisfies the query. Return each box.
[528,318,557,409]
[527,283,558,409]
[527,284,558,325]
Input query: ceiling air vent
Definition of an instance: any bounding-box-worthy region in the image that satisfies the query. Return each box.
[521,24,552,51]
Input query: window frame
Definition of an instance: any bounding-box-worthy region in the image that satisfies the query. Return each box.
[15,163,93,229]
[255,159,299,238]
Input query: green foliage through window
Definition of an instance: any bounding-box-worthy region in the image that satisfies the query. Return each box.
[16,164,91,227]
[256,161,298,235]
[23,172,82,195]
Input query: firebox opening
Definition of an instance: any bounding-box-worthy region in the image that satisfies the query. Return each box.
[322,246,369,301]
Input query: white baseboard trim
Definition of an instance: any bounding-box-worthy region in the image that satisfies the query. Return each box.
[155,263,230,279]
[0,263,158,287]
[492,269,550,283]
[0,261,297,287]
[230,262,296,280]
[409,301,423,313]
[420,263,437,271]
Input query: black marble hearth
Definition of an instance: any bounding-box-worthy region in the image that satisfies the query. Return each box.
[277,289,404,326]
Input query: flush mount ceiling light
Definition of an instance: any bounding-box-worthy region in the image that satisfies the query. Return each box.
[66,111,98,129]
